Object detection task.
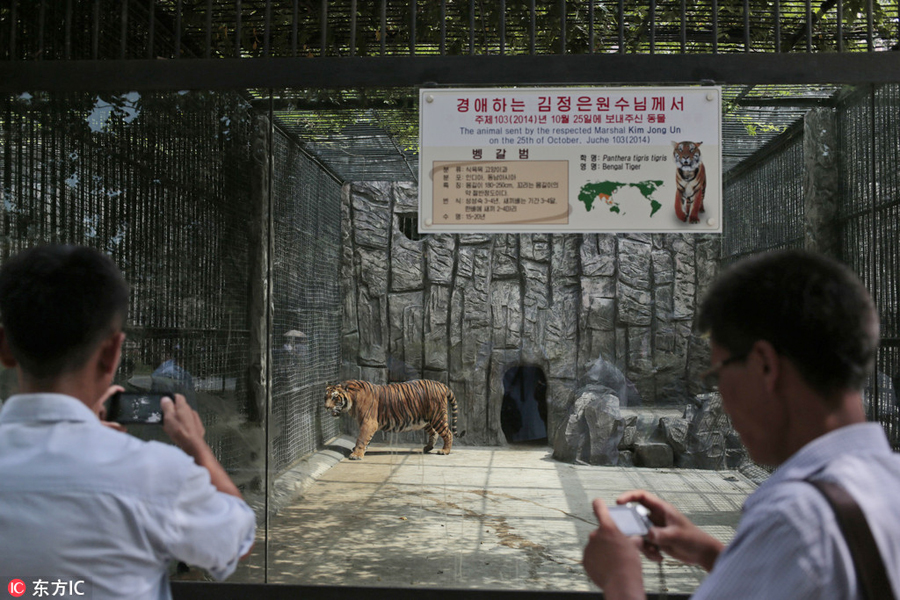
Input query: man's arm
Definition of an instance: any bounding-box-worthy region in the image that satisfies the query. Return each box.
[161,394,254,561]
[160,395,243,499]
[582,499,646,600]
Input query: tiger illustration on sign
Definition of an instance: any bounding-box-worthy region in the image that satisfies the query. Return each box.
[325,379,458,460]
[672,141,707,223]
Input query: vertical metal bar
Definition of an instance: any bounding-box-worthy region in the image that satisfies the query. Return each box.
[381,0,387,56]
[264,0,271,57]
[292,0,298,56]
[92,0,100,59]
[869,85,877,420]
[867,0,874,50]
[774,0,781,52]
[470,0,476,55]
[650,0,656,54]
[681,0,687,53]
[350,0,357,56]
[410,0,417,55]
[837,0,843,52]
[618,0,624,53]
[38,0,46,59]
[440,0,447,55]
[205,0,212,59]
[561,0,567,54]
[530,0,536,55]
[744,0,750,51]
[176,0,183,59]
[500,0,506,55]
[588,0,594,54]
[712,0,718,53]
[121,0,129,59]
[147,0,155,59]
[65,0,72,60]
[320,0,328,56]
[9,0,17,60]
[236,0,242,58]
[806,0,813,51]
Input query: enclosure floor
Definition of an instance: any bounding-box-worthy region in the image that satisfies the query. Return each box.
[238,441,757,595]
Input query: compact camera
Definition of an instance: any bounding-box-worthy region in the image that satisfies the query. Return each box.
[607,502,653,537]
[104,392,168,424]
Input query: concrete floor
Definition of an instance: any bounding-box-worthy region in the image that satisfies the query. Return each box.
[244,437,759,595]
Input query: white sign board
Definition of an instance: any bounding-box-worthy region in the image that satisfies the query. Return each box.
[418,86,722,233]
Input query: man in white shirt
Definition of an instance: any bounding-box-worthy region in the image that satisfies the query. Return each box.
[0,245,256,600]
[583,249,900,599]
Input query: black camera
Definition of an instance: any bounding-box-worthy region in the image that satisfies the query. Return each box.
[104,392,168,424]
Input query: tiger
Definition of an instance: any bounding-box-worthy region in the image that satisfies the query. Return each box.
[325,379,459,460]
[672,141,707,224]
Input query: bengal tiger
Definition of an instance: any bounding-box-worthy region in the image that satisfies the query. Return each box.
[325,379,459,460]
[672,141,707,224]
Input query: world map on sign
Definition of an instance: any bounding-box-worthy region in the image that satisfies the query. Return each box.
[578,180,665,217]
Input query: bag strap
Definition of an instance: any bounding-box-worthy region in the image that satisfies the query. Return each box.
[808,479,895,600]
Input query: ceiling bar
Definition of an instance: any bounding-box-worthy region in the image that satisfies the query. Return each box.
[3,53,900,93]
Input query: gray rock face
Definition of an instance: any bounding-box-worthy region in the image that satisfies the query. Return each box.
[552,386,623,465]
[340,181,722,447]
[552,390,747,470]
[635,443,674,468]
[678,393,738,470]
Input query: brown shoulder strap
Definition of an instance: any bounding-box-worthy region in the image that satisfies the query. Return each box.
[808,479,895,600]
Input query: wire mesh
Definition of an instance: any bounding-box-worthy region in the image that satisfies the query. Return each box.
[837,84,900,447]
[721,129,804,265]
[269,125,342,474]
[0,90,262,477]
[0,89,345,485]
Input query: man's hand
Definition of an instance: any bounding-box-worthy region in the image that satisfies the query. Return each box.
[160,394,205,455]
[582,498,646,600]
[95,385,127,432]
[618,490,724,572]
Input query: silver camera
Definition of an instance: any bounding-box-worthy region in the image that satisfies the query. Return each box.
[607,502,653,537]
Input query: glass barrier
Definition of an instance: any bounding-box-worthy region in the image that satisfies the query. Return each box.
[1,86,897,597]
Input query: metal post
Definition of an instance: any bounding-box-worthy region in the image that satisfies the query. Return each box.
[248,113,272,426]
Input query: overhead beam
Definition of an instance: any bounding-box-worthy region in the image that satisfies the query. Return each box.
[2,53,900,93]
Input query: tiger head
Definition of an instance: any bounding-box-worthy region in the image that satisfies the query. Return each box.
[672,141,703,173]
[325,383,353,417]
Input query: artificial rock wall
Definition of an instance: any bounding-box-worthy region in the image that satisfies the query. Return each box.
[339,181,721,446]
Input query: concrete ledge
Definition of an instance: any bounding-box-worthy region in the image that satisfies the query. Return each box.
[266,436,354,516]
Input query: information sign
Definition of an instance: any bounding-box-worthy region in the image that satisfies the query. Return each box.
[419,87,722,233]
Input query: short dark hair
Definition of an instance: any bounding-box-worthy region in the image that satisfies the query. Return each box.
[0,245,129,381]
[697,249,878,397]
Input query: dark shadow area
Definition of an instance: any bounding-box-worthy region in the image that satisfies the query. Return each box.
[501,365,548,444]
[172,582,685,600]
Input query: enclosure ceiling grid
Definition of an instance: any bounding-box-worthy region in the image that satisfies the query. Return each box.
[3,0,897,60]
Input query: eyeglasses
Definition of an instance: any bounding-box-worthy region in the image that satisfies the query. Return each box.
[700,353,748,388]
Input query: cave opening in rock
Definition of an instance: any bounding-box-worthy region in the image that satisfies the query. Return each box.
[500,365,548,444]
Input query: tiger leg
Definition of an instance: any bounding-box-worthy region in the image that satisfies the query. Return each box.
[688,189,705,223]
[433,419,453,455]
[674,189,687,222]
[423,425,438,454]
[350,419,379,460]
[691,165,707,221]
